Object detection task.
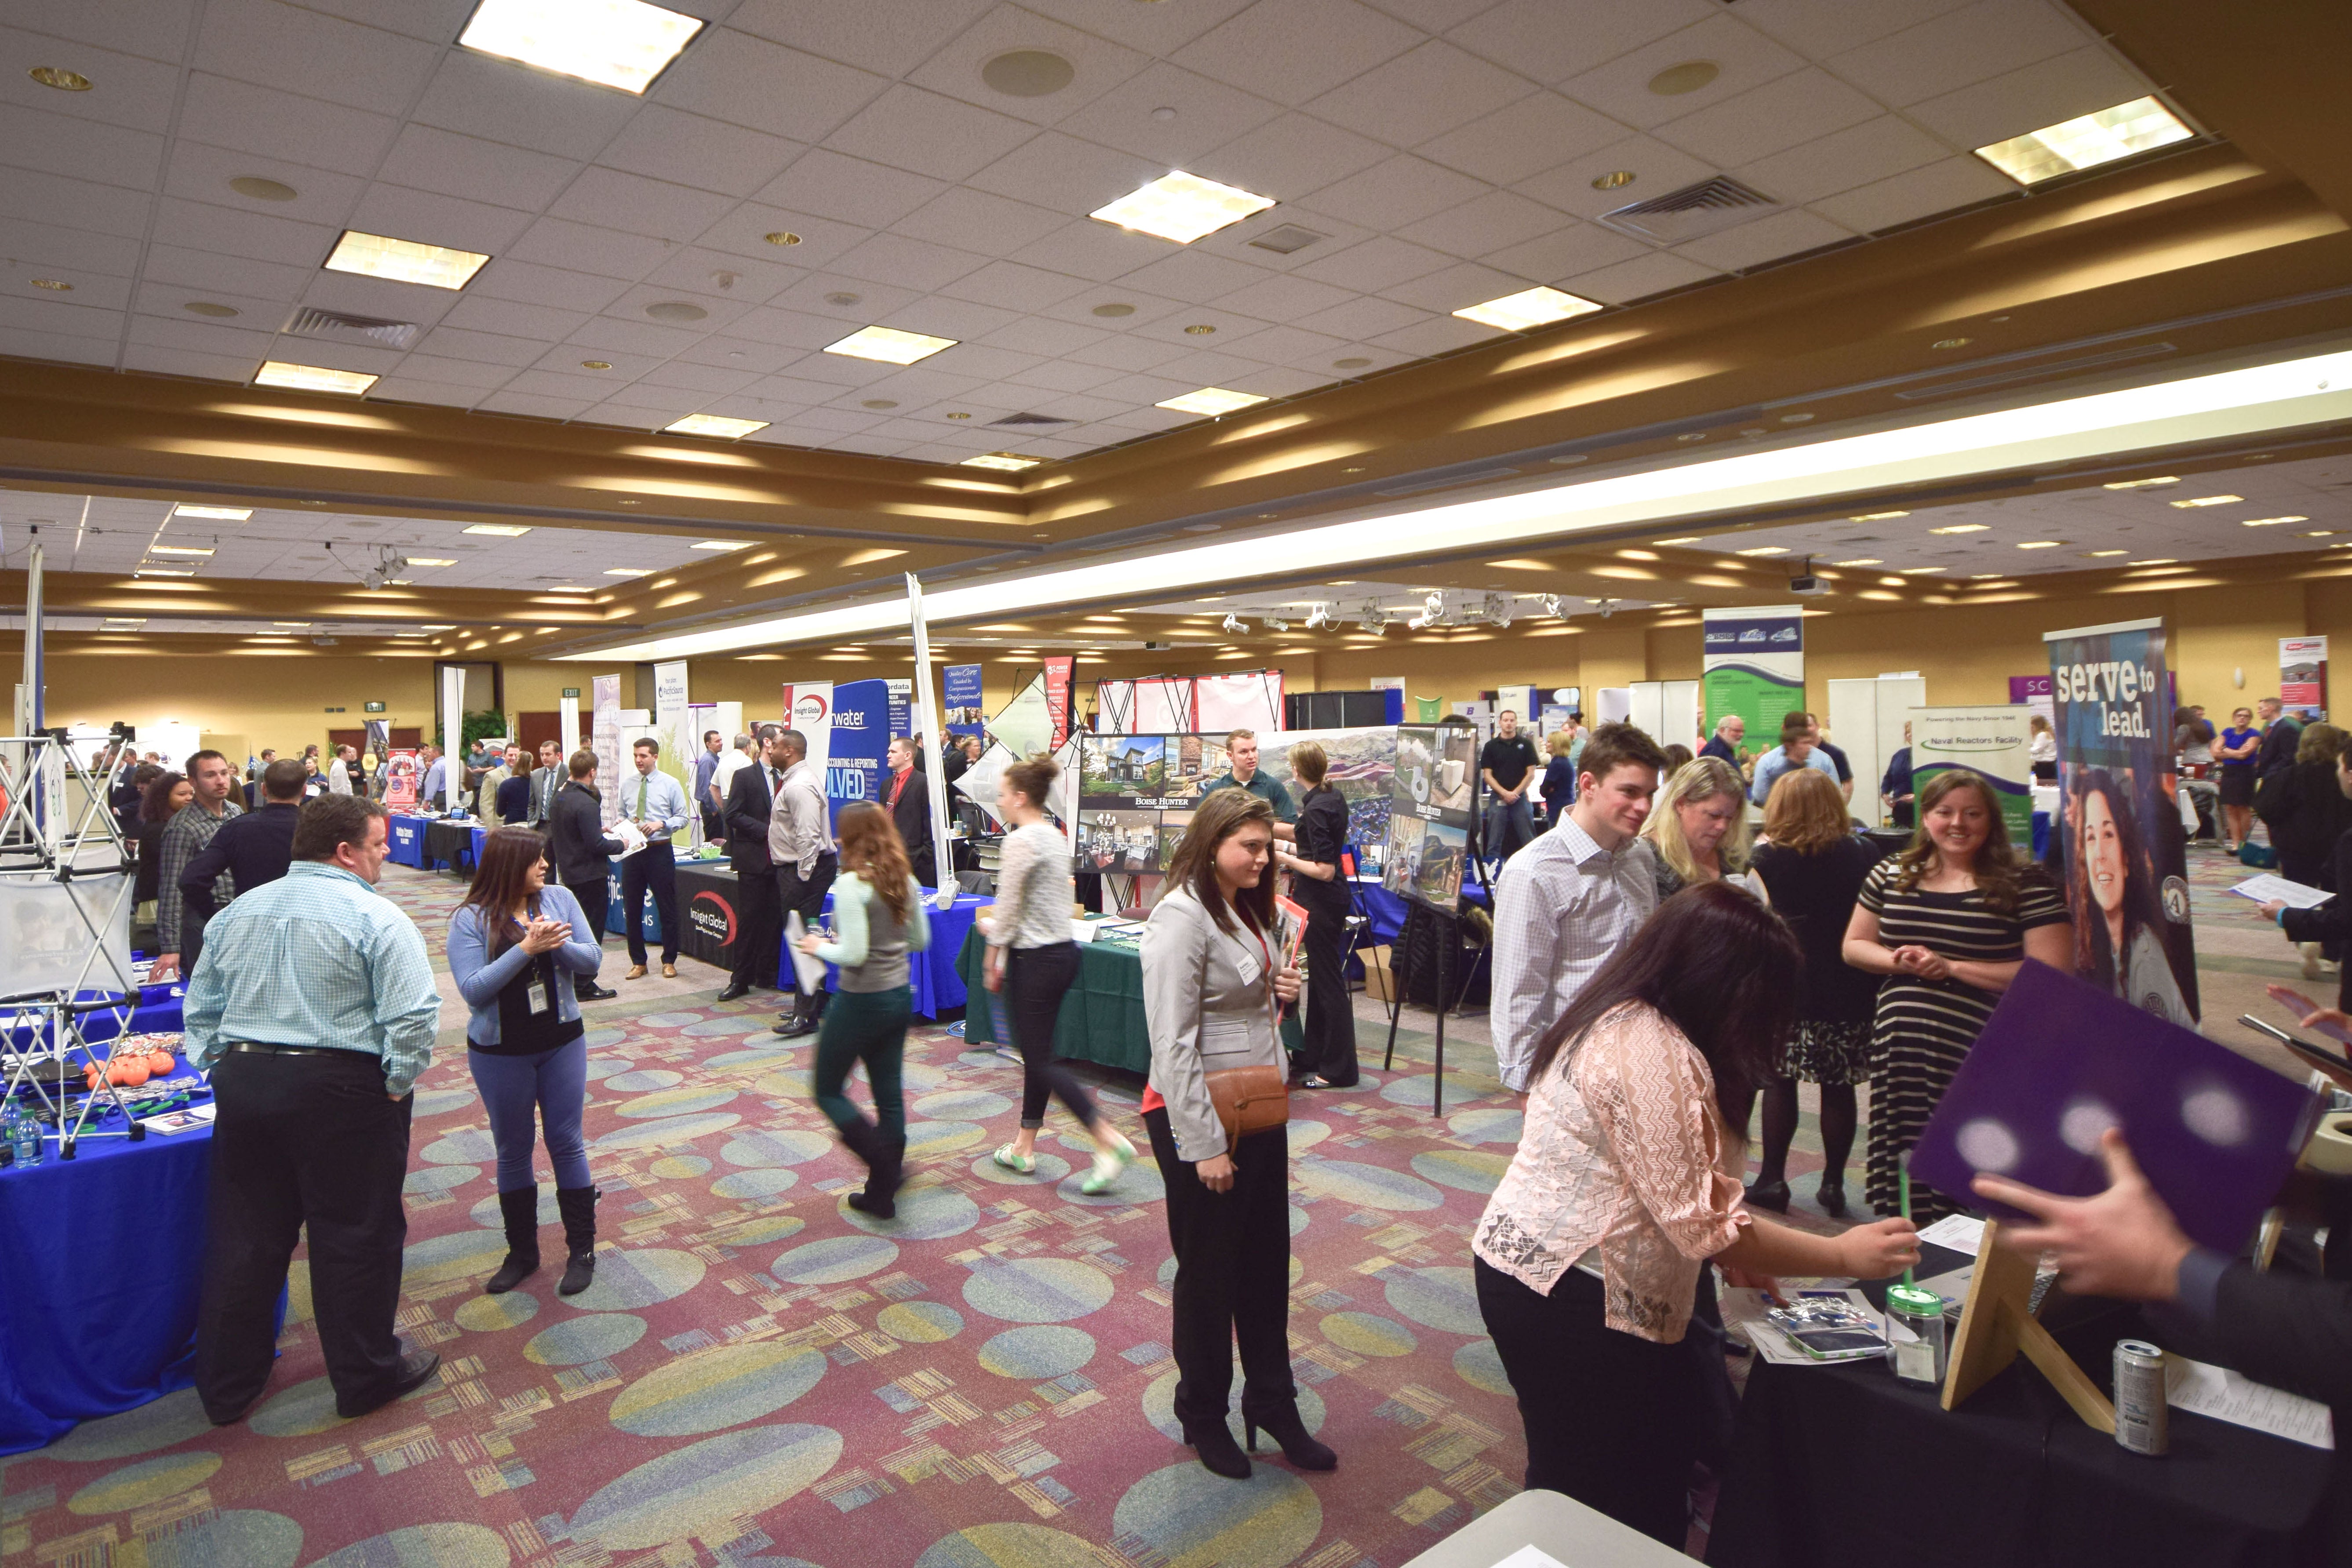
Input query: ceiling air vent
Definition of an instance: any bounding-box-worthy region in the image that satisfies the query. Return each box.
[1249,224,1328,255]
[989,411,1074,427]
[1597,175,1779,244]
[284,306,421,350]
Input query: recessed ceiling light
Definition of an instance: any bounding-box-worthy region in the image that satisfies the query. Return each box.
[691,540,748,551]
[323,229,489,290]
[1653,537,1701,546]
[2084,549,2129,557]
[764,231,802,247]
[1453,286,1603,332]
[604,568,651,578]
[823,325,956,364]
[1831,557,1881,567]
[463,524,532,537]
[580,360,612,370]
[2239,515,2308,527]
[273,621,312,627]
[1897,565,1947,574]
[183,301,240,318]
[663,413,768,438]
[135,568,194,577]
[1974,95,2193,186]
[962,453,1042,471]
[1591,169,1635,190]
[2015,540,2063,549]
[1733,545,1790,556]
[406,557,457,567]
[2303,531,2337,538]
[2102,475,2179,489]
[943,411,971,420]
[2129,558,2178,566]
[1089,171,1275,244]
[456,0,704,95]
[2170,494,2241,507]
[1157,387,1268,416]
[1933,338,1972,350]
[1929,522,1989,534]
[1849,510,1910,522]
[29,65,91,91]
[30,277,72,291]
[174,504,250,520]
[254,360,378,395]
[229,176,298,202]
[149,545,213,557]
[1183,323,1216,335]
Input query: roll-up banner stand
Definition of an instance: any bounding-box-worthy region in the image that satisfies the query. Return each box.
[1702,604,1805,767]
[1907,705,2033,844]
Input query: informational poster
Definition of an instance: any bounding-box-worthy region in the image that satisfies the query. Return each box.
[826,678,894,825]
[781,683,834,780]
[591,674,623,829]
[1071,726,1398,875]
[2007,674,2055,734]
[944,664,985,741]
[1702,605,1805,767]
[653,660,689,720]
[2282,636,2328,718]
[989,675,1053,760]
[1044,655,1076,749]
[1258,726,1397,858]
[383,747,419,809]
[885,677,912,747]
[2045,617,2196,1025]
[1907,706,2034,844]
[1382,722,1476,908]
[363,719,390,794]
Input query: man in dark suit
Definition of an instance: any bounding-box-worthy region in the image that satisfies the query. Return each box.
[546,750,623,1001]
[182,758,306,923]
[526,739,565,827]
[885,736,936,890]
[717,724,789,1003]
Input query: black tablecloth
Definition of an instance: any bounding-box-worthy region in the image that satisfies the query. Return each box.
[422,818,477,871]
[1709,1301,2332,1567]
[675,862,753,975]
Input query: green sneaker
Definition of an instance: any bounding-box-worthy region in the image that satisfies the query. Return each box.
[992,1142,1035,1175]
[1080,1128,1136,1195]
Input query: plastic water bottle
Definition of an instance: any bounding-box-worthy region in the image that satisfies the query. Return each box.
[7,1105,39,1169]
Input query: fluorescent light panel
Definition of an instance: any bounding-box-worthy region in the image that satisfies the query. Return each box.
[1974,96,2193,186]
[1929,523,1988,534]
[173,504,250,520]
[663,414,769,438]
[324,230,489,291]
[1158,387,1268,416]
[566,345,2352,662]
[2170,494,2242,507]
[1090,171,1274,244]
[1453,286,1602,333]
[255,361,376,395]
[149,545,213,557]
[463,524,532,537]
[961,453,1041,472]
[457,0,703,94]
[691,540,747,551]
[822,327,955,365]
[406,557,458,566]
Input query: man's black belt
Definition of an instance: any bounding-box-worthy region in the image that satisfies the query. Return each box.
[227,1042,342,1058]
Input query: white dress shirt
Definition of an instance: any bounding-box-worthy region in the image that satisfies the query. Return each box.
[1489,815,1659,1092]
[767,757,835,875]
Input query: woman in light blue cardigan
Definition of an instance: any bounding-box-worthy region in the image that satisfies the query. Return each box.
[447,828,606,1297]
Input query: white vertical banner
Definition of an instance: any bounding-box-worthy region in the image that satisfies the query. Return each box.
[558,694,581,756]
[591,674,623,829]
[439,665,466,760]
[782,684,834,779]
[653,660,690,719]
[906,574,957,907]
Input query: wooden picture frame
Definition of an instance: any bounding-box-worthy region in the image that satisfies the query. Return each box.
[1940,1218,2116,1432]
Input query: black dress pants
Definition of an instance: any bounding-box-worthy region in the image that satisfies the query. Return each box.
[1005,942,1098,1131]
[1296,887,1358,1085]
[196,1048,413,1420]
[729,861,782,990]
[1474,1256,1703,1547]
[776,851,837,1016]
[1144,1107,1296,1429]
[621,843,678,965]
[563,875,609,996]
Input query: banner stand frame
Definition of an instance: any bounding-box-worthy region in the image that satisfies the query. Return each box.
[1379,899,1468,1116]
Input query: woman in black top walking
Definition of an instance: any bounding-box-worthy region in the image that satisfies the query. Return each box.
[1748,768,1886,1215]
[1275,741,1358,1088]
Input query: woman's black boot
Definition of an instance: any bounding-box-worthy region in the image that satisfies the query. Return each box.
[555,1185,598,1296]
[1246,1404,1336,1470]
[1181,1419,1251,1479]
[484,1186,540,1294]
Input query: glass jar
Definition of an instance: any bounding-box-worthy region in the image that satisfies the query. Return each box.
[1885,1284,1947,1386]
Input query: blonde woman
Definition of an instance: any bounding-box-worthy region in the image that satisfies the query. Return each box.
[1539,730,1577,825]
[1639,753,1764,903]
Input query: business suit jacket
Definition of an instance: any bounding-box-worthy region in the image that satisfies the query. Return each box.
[2188,1265,2352,1541]
[1140,886,1284,1163]
[888,766,936,887]
[547,780,623,887]
[723,757,780,876]
[526,764,563,826]
[178,802,301,919]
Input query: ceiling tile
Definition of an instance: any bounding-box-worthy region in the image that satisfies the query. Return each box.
[0,289,123,340]
[193,0,441,116]
[409,51,643,160]
[296,266,463,327]
[732,306,868,353]
[937,258,1095,314]
[754,149,950,229]
[505,216,674,280]
[1172,0,1423,106]
[1300,154,1487,231]
[1672,207,1853,271]
[823,84,1041,184]
[1016,0,1256,55]
[0,326,109,367]
[125,311,273,358]
[673,336,808,374]
[1512,134,1718,218]
[1293,339,1414,376]
[1559,248,1719,304]
[1445,0,1715,86]
[1558,15,1808,132]
[502,368,620,402]
[0,25,183,134]
[916,342,1044,382]
[1651,67,1882,169]
[1397,189,1564,258]
[468,258,630,314]
[120,344,254,382]
[1002,354,1121,392]
[370,378,488,408]
[1132,311,1273,350]
[154,196,334,268]
[0,101,164,189]
[0,217,140,281]
[1418,92,1631,187]
[877,294,1024,342]
[1292,234,1454,293]
[725,0,997,78]
[131,278,288,327]
[892,186,1069,260]
[1479,221,1648,281]
[1364,0,1502,29]
[1807,153,2013,233]
[1731,114,1952,205]
[1050,62,1283,165]
[905,5,1149,127]
[1309,40,1535,149]
[597,106,805,200]
[637,247,807,306]
[372,125,580,215]
[1379,258,1533,312]
[6,0,194,63]
[1222,364,1338,398]
[965,131,1163,218]
[292,0,475,42]
[1903,47,2151,151]
[171,72,400,178]
[1065,337,1190,374]
[1114,249,1267,306]
[650,29,890,144]
[1007,219,1166,283]
[1293,294,1430,340]
[1827,0,2092,107]
[983,316,1108,355]
[476,391,592,421]
[439,295,590,342]
[1215,271,1359,324]
[552,169,736,244]
[770,272,925,324]
[1734,0,1973,59]
[389,353,525,389]
[1083,370,1203,405]
[1034,287,1187,328]
[695,203,873,272]
[1218,322,1349,367]
[0,165,150,239]
[346,183,537,256]
[1368,313,1500,357]
[141,242,311,301]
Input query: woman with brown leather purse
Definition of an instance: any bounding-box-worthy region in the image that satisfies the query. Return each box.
[1141,786,1330,1482]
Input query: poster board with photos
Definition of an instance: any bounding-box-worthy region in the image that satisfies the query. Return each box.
[1382,722,1477,908]
[1072,726,1397,875]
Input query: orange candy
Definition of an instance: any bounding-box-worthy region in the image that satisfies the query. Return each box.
[147,1051,175,1077]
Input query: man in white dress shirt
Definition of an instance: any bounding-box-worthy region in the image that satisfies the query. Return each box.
[1489,723,1669,1093]
[619,737,692,979]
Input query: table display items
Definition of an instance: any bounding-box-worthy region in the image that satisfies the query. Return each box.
[2114,1339,2170,1456]
[1884,1284,1948,1385]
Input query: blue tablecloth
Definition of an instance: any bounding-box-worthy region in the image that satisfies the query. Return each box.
[2032,810,2050,859]
[798,890,989,1020]
[386,813,429,868]
[1354,877,1489,947]
[603,859,673,942]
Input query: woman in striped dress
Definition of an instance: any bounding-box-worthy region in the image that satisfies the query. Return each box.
[1842,771,2071,1222]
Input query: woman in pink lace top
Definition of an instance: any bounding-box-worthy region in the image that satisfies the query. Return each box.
[1474,881,1920,1546]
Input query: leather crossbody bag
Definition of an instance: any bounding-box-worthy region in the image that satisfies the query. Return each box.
[1202,920,1287,1146]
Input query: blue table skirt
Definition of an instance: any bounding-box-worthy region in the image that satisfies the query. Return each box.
[2032,810,2050,859]
[795,890,989,1020]
[603,860,672,942]
[1353,877,1489,947]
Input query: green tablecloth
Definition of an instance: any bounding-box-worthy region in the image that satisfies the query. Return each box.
[952,921,1300,1076]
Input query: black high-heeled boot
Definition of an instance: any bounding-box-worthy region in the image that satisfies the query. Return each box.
[484,1185,540,1294]
[849,1132,903,1219]
[555,1185,598,1296]
[1181,1418,1251,1480]
[1245,1404,1336,1470]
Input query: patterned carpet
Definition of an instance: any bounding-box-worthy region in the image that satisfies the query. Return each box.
[2,865,1534,1568]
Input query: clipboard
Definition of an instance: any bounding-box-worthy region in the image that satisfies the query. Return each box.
[783,911,828,993]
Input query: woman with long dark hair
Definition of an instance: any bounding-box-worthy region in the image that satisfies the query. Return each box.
[1143,787,1328,1481]
[2070,766,2193,1020]
[1272,741,1357,1088]
[2254,724,2352,979]
[447,827,606,1296]
[800,801,930,1219]
[1843,771,2071,1223]
[1475,882,1919,1545]
[134,770,192,923]
[983,755,1137,1192]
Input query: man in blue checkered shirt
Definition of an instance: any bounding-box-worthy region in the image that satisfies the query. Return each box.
[185,793,444,1425]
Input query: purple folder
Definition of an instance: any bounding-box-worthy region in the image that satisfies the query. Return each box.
[1911,960,2323,1254]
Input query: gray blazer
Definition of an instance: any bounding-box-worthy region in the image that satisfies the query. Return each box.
[1141,885,1284,1163]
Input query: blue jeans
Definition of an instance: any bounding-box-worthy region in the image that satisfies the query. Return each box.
[1483,795,1534,861]
[467,1037,590,1192]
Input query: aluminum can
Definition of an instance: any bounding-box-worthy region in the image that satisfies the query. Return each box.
[2113,1339,2168,1456]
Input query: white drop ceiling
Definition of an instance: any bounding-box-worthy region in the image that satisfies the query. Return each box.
[0,0,2172,465]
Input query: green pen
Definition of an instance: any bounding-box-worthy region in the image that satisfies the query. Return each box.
[1898,1153,1916,1289]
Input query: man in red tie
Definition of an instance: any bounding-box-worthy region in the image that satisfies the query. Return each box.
[885,736,936,890]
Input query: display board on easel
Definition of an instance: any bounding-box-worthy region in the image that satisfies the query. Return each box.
[1381,723,1476,910]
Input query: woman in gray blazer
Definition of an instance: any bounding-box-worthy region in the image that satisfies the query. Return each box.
[1141,787,1333,1481]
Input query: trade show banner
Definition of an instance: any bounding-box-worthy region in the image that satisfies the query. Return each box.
[781,683,834,779]
[1044,655,1075,749]
[989,675,1053,760]
[590,674,622,829]
[944,664,985,741]
[2007,673,2055,733]
[1072,726,1396,877]
[825,678,894,824]
[2045,618,2197,1025]
[1906,705,2033,844]
[383,747,419,809]
[1381,722,1476,909]
[2282,636,2328,718]
[1702,605,1805,764]
[885,677,912,746]
[438,665,466,760]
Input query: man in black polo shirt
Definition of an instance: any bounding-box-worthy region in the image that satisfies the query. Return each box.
[1479,709,1541,862]
[180,758,306,923]
[1202,728,1296,841]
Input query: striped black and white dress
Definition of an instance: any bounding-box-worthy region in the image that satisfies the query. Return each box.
[1857,858,2070,1222]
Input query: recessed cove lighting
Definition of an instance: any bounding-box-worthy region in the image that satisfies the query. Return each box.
[1453,286,1602,332]
[273,622,312,628]
[2085,549,2129,557]
[1848,511,1910,522]
[1973,96,2193,186]
[1733,546,1790,557]
[149,545,213,557]
[1157,387,1268,416]
[255,360,377,395]
[2170,494,2242,508]
[691,540,748,551]
[823,326,956,365]
[2129,558,2178,566]
[1831,557,1881,567]
[457,0,704,95]
[1089,171,1275,245]
[962,453,1042,472]
[323,230,489,291]
[463,524,532,537]
[1653,537,1701,546]
[2015,540,2063,549]
[1897,565,1948,574]
[2102,475,2179,489]
[173,504,251,520]
[406,557,457,567]
[604,568,651,577]
[135,568,195,577]
[1929,523,1989,534]
[2239,516,2308,527]
[663,413,769,438]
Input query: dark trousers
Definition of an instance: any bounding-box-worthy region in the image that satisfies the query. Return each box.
[1296,890,1358,1085]
[812,985,910,1139]
[729,861,782,990]
[1475,1256,1703,1547]
[776,852,837,1017]
[621,842,678,965]
[563,876,608,995]
[197,1048,413,1420]
[1004,942,1098,1131]
[1145,1108,1296,1428]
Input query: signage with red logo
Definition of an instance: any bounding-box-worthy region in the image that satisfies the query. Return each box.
[1044,656,1075,749]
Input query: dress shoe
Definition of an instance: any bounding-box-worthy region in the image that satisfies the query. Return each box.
[662,963,677,978]
[1246,1403,1337,1471]
[575,983,617,1001]
[625,964,649,980]
[1744,1179,1791,1213]
[1815,1179,1849,1218]
[772,1015,818,1038]
[715,982,752,1003]
[335,1350,441,1419]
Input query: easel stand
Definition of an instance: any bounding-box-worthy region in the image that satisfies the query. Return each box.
[1380,899,1464,1116]
[1941,1217,2117,1432]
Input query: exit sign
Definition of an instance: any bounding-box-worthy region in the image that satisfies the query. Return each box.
[364,701,386,713]
[563,688,580,698]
